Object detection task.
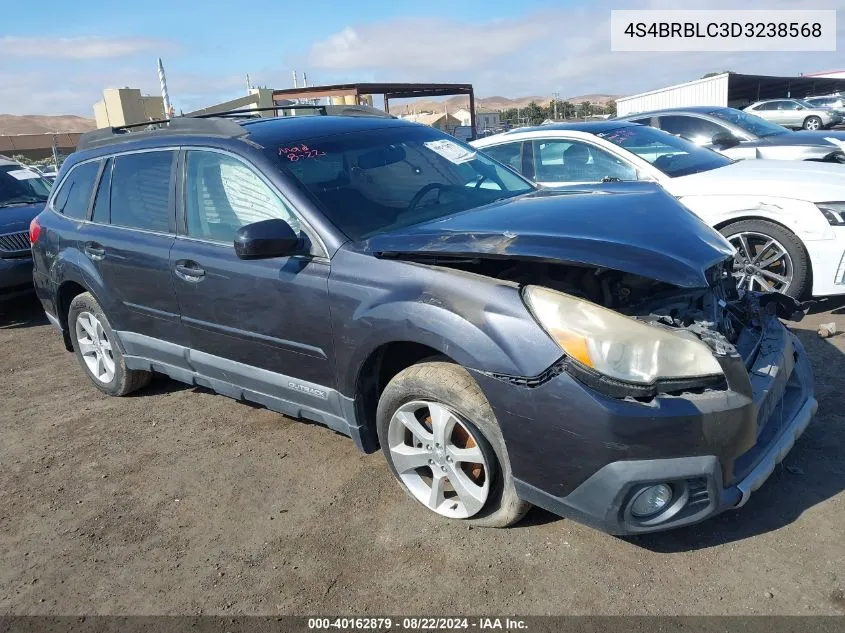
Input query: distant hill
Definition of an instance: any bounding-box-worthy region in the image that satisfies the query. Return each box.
[391,94,618,114]
[0,114,96,135]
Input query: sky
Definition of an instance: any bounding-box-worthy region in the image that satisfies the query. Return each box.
[2,0,845,117]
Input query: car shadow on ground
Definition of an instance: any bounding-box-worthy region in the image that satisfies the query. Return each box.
[0,293,48,329]
[519,326,845,548]
[807,295,845,316]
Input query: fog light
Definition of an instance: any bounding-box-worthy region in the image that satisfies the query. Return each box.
[630,484,673,518]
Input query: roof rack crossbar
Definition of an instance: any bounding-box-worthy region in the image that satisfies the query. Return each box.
[192,105,327,118]
[77,117,248,151]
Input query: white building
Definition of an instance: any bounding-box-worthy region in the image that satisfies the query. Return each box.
[454,107,501,132]
[616,72,845,117]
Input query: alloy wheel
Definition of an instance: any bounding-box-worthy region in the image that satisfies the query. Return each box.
[728,231,793,293]
[75,311,116,383]
[805,118,821,130]
[387,400,493,519]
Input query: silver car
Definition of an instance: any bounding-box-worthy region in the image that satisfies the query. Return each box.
[617,106,845,163]
[744,98,841,130]
[804,95,845,118]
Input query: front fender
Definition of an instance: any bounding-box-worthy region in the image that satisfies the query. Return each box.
[679,195,834,241]
[330,253,563,397]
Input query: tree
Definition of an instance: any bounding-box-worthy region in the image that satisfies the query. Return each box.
[523,101,545,125]
[605,100,617,117]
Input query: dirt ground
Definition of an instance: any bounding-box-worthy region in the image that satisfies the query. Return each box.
[1,294,843,616]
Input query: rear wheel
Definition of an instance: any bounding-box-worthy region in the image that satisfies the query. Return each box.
[803,116,823,130]
[68,292,152,396]
[376,361,529,527]
[719,220,809,298]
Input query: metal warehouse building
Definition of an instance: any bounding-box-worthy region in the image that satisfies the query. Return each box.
[616,72,845,117]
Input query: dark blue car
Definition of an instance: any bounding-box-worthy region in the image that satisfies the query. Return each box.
[0,156,51,300]
[29,113,816,534]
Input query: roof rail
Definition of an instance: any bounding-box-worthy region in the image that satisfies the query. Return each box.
[77,117,248,151]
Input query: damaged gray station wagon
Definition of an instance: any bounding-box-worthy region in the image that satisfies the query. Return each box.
[30,111,817,533]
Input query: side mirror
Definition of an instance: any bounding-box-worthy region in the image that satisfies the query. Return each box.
[711,131,740,149]
[234,218,300,260]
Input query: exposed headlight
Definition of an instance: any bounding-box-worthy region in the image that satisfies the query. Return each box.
[523,286,723,385]
[817,202,845,226]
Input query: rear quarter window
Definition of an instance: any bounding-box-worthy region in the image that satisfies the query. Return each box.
[52,160,101,219]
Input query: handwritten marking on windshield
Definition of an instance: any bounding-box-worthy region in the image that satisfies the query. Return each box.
[278,145,326,162]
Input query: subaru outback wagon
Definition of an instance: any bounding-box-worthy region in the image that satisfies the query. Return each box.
[30,112,817,534]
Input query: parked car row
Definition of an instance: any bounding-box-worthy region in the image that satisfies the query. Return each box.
[23,107,828,537]
[0,156,52,301]
[472,121,845,299]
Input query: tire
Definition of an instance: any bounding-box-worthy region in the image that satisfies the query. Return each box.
[719,219,809,298]
[68,292,152,396]
[803,116,822,130]
[376,361,530,528]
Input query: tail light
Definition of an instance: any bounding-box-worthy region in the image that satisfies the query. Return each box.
[29,217,42,244]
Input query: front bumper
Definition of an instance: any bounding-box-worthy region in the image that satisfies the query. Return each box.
[471,316,816,535]
[0,256,34,300]
[806,227,845,297]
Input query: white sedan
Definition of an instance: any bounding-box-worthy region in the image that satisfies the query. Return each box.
[472,122,845,298]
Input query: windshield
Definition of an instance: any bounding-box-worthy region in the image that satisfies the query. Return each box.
[708,108,789,138]
[797,99,820,109]
[272,125,535,240]
[0,165,52,207]
[597,125,733,178]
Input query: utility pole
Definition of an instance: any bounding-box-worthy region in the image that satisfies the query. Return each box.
[157,58,172,119]
[553,92,559,121]
[51,133,59,169]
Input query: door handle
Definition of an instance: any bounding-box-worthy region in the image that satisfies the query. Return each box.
[84,242,105,261]
[174,261,206,282]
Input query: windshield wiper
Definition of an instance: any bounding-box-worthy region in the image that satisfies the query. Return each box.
[0,197,47,207]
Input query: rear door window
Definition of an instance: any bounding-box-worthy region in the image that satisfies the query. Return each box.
[531,139,637,183]
[53,160,100,219]
[109,151,175,233]
[482,142,524,173]
[658,115,727,144]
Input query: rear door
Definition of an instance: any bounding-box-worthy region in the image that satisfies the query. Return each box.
[169,147,335,396]
[81,149,187,353]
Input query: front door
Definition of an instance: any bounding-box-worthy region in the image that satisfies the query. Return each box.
[169,148,335,402]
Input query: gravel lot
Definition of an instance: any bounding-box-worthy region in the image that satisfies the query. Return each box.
[1,294,843,616]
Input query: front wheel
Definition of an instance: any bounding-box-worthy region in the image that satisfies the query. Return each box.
[719,220,809,298]
[376,361,529,527]
[803,116,823,130]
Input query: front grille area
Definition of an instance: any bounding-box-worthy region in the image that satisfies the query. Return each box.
[0,231,31,253]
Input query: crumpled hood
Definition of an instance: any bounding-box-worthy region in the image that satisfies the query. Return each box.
[360,183,734,288]
[667,159,845,202]
[0,202,44,234]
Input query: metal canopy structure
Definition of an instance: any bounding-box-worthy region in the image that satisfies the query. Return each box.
[726,73,845,103]
[272,82,476,135]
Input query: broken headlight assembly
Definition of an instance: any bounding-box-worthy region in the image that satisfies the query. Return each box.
[523,285,724,396]
[817,202,845,226]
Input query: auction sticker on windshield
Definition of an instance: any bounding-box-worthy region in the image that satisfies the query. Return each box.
[6,169,40,180]
[424,140,476,164]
